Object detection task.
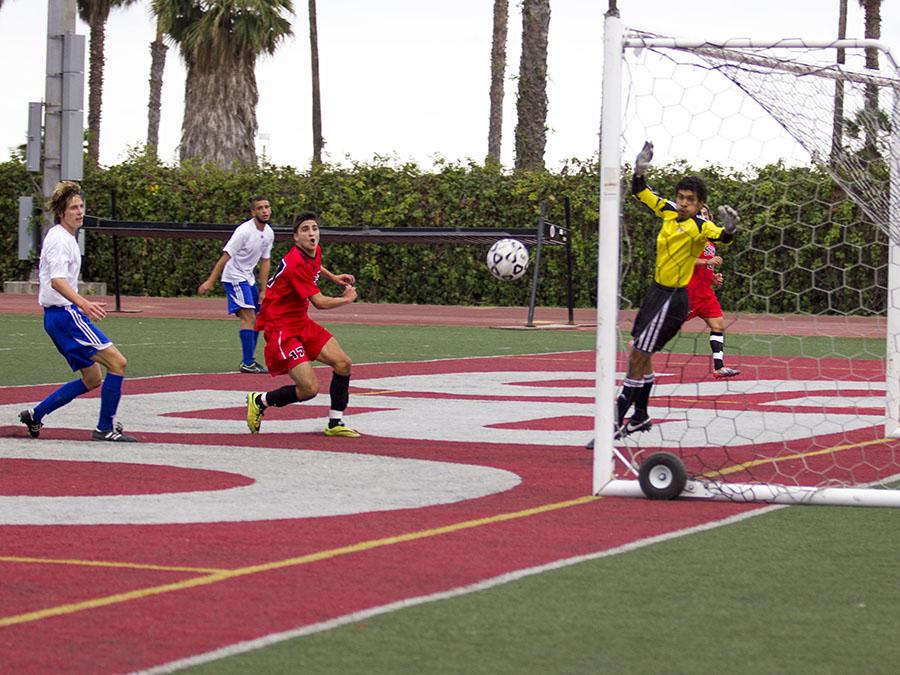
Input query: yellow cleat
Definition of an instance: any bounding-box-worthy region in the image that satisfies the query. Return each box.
[324,423,361,438]
[246,392,264,434]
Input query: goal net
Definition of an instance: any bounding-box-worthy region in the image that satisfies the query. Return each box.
[592,15,900,507]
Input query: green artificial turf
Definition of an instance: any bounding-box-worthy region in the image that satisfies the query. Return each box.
[1,314,884,386]
[187,506,900,675]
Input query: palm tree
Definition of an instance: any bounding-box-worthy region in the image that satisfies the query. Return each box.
[514,0,550,170]
[77,0,138,166]
[830,0,848,165]
[153,0,294,167]
[308,0,323,166]
[858,0,882,158]
[486,0,508,165]
[146,12,168,158]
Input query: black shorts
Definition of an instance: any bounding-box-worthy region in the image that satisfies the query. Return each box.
[631,283,689,353]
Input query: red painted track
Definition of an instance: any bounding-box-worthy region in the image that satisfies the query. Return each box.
[1,354,773,672]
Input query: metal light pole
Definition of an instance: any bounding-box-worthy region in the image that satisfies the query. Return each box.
[42,0,84,233]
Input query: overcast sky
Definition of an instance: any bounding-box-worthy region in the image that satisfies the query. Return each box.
[0,0,898,171]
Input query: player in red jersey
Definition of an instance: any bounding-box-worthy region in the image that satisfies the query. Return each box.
[684,205,740,378]
[245,212,361,437]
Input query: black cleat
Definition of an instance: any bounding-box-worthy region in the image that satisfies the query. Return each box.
[625,415,653,435]
[614,415,652,440]
[240,361,268,374]
[91,423,137,442]
[19,409,43,438]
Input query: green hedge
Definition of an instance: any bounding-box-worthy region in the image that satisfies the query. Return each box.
[0,150,885,315]
[0,160,40,285]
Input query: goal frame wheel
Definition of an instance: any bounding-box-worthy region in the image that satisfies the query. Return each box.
[638,452,687,500]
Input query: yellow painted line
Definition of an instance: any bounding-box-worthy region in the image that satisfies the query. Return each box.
[0,572,230,628]
[353,389,402,396]
[0,494,601,628]
[702,436,893,478]
[0,556,226,574]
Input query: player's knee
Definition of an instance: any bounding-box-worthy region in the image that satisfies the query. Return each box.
[333,355,352,377]
[108,353,128,375]
[82,370,103,390]
[296,380,319,400]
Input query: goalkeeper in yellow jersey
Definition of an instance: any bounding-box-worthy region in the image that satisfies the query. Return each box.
[615,141,739,439]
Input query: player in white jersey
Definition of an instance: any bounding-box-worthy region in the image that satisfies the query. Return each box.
[198,195,275,373]
[19,181,136,442]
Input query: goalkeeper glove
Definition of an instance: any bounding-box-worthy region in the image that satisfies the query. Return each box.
[717,205,740,234]
[634,141,653,176]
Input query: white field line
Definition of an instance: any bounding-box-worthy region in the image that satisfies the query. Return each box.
[138,504,783,675]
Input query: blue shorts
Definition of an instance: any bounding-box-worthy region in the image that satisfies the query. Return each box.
[44,305,112,371]
[225,281,260,315]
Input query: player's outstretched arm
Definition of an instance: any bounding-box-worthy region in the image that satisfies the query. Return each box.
[198,252,231,295]
[309,285,358,311]
[320,265,356,287]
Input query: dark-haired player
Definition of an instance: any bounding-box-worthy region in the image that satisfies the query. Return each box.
[246,211,360,437]
[684,206,740,379]
[198,195,274,374]
[614,142,739,439]
[19,181,136,442]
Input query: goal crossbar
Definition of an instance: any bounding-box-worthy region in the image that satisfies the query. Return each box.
[626,34,900,90]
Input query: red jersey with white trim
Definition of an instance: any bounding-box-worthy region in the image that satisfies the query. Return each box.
[255,244,322,333]
[687,241,717,296]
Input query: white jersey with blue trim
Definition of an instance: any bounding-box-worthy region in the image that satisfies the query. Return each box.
[221,218,274,284]
[38,224,81,307]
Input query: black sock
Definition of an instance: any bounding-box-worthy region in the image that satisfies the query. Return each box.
[330,373,350,414]
[616,378,642,424]
[264,385,301,408]
[710,331,725,370]
[633,374,655,418]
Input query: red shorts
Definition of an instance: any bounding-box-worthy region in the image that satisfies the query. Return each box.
[685,290,723,322]
[262,322,333,376]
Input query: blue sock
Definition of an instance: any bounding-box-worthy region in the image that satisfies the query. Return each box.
[240,329,255,366]
[252,330,260,355]
[33,378,89,421]
[97,373,124,431]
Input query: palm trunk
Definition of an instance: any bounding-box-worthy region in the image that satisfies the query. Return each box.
[309,0,323,166]
[861,0,881,159]
[146,15,168,158]
[486,0,508,165]
[829,0,847,165]
[180,54,258,167]
[514,0,550,171]
[86,13,108,167]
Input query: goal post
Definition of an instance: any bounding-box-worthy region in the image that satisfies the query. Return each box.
[593,11,900,506]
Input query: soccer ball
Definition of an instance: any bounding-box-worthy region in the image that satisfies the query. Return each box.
[487,238,529,281]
